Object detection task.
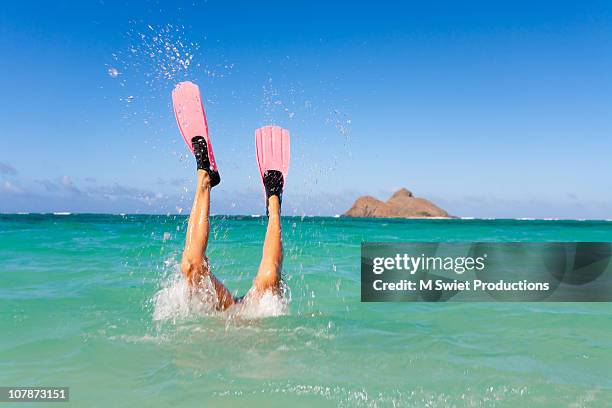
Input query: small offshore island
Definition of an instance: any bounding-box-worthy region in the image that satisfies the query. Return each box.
[343,188,452,219]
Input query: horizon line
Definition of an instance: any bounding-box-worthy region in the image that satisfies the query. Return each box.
[1,212,611,222]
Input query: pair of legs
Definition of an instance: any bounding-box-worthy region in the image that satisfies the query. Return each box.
[180,170,283,310]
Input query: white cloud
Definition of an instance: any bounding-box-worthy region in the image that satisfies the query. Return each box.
[0,162,17,176]
[2,180,23,193]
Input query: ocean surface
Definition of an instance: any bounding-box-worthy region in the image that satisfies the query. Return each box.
[1,214,611,407]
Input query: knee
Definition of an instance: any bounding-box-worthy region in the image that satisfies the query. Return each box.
[254,265,280,291]
[181,255,202,281]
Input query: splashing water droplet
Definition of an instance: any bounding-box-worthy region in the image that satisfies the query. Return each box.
[108,67,120,78]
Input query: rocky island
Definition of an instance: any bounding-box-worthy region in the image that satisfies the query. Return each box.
[343,188,451,219]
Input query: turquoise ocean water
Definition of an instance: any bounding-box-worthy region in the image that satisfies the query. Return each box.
[1,214,611,407]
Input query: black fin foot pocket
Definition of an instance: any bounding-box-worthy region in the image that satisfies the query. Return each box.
[208,170,221,187]
[263,170,283,214]
[191,136,220,187]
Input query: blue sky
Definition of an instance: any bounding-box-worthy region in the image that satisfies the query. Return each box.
[1,0,611,217]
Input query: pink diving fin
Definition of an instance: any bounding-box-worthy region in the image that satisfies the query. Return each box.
[255,125,290,184]
[171,81,218,173]
[255,126,290,212]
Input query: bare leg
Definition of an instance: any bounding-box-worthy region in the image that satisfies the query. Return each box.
[181,170,234,310]
[252,196,283,294]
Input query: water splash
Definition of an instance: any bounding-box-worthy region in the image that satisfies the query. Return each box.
[261,77,298,123]
[234,284,291,319]
[107,67,120,78]
[127,23,199,83]
[152,260,218,322]
[152,258,290,322]
[326,108,352,141]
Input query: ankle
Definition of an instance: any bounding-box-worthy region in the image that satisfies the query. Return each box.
[198,170,211,189]
[267,196,281,215]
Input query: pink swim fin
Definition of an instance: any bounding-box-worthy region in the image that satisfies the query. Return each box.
[255,125,290,184]
[256,126,290,212]
[171,81,218,173]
